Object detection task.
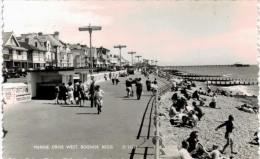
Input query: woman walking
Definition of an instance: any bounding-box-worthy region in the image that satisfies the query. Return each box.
[67,82,74,104]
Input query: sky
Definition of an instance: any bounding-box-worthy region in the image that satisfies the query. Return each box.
[3,0,258,66]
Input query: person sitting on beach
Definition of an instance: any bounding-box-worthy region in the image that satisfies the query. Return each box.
[209,145,222,159]
[192,90,200,101]
[174,97,188,112]
[215,115,237,155]
[181,88,191,100]
[179,140,193,159]
[209,94,217,108]
[192,101,204,121]
[238,103,258,114]
[180,110,198,128]
[171,92,179,101]
[250,132,259,145]
[186,131,208,158]
[169,105,178,118]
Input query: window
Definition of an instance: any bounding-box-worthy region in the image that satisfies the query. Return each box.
[35,42,38,48]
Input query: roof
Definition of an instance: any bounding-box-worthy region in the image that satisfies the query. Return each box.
[19,41,45,51]
[4,45,27,51]
[38,34,62,47]
[69,44,88,50]
[2,32,13,45]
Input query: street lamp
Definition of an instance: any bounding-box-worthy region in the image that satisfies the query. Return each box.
[79,24,102,71]
[128,51,136,66]
[114,45,127,67]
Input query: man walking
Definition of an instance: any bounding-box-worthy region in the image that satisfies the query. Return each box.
[136,78,143,100]
[89,76,96,107]
[146,78,151,91]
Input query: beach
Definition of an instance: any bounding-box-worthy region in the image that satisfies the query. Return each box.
[158,81,258,159]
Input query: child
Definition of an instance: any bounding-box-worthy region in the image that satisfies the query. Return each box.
[215,115,237,154]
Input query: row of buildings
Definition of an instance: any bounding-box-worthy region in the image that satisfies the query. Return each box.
[2,31,129,71]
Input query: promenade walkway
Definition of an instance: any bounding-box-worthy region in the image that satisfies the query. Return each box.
[3,73,168,159]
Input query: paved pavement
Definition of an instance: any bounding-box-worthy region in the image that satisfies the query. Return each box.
[3,73,167,159]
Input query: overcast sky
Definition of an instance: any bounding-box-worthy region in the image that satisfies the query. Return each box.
[3,0,258,66]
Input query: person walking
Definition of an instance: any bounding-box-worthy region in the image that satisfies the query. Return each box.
[146,78,151,91]
[215,115,237,155]
[67,82,74,104]
[54,84,60,104]
[135,78,143,100]
[59,83,68,105]
[78,80,85,106]
[109,71,112,80]
[115,74,120,85]
[89,77,96,107]
[125,78,132,97]
[94,85,104,114]
[104,74,108,81]
[74,82,80,105]
[111,73,115,85]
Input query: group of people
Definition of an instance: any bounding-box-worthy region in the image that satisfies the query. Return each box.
[169,80,207,128]
[54,77,104,114]
[165,77,241,158]
[124,76,159,100]
[178,115,237,159]
[125,77,143,100]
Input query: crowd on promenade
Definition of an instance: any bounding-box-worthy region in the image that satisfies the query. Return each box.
[161,76,259,159]
[53,72,124,114]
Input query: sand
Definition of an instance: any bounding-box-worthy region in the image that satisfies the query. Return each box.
[158,83,258,159]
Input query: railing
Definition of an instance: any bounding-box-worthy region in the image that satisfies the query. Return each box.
[154,75,172,159]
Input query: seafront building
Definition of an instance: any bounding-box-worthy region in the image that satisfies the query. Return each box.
[2,32,28,70]
[3,31,131,71]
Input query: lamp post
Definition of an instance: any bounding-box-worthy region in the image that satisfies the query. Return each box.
[79,24,102,71]
[114,45,127,67]
[128,51,136,66]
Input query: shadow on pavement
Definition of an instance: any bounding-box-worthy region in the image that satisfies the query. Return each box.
[129,146,154,159]
[60,105,92,108]
[76,112,98,115]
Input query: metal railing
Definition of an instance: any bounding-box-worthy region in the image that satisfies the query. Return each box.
[154,75,172,159]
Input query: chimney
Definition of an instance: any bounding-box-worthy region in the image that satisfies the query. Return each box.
[54,31,59,40]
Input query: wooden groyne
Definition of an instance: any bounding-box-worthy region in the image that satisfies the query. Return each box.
[206,80,258,86]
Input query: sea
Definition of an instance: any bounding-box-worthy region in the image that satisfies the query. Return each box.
[169,65,259,96]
